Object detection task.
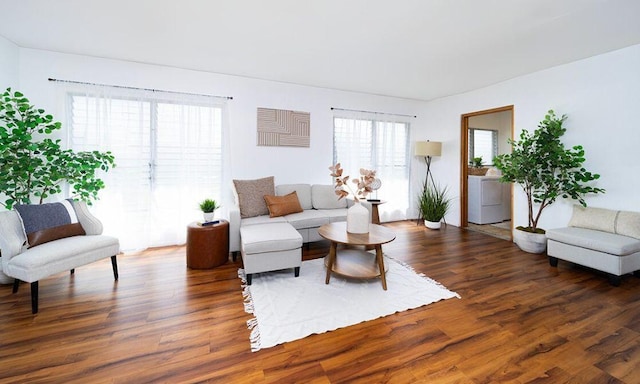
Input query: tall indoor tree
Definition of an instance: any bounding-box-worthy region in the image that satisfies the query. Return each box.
[0,88,115,209]
[493,110,605,252]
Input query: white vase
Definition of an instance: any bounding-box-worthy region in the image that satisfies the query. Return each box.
[203,212,215,222]
[424,220,441,229]
[513,228,547,253]
[347,202,370,234]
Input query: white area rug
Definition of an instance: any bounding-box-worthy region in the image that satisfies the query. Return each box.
[239,257,460,352]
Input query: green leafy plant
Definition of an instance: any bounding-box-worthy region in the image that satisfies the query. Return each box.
[470,156,483,168]
[0,88,115,209]
[418,183,452,222]
[199,198,220,213]
[493,110,604,233]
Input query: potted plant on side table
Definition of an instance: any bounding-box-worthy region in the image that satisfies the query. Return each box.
[418,183,452,230]
[199,198,221,222]
[493,110,605,253]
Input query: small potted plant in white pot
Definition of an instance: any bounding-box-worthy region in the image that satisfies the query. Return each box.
[493,110,605,253]
[418,183,452,229]
[199,198,221,222]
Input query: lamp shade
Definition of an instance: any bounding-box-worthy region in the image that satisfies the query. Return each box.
[415,141,442,157]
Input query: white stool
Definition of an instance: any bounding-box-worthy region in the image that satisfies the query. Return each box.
[240,223,303,285]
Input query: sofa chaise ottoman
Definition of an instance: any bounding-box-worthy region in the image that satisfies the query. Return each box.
[546,205,640,286]
[240,222,302,285]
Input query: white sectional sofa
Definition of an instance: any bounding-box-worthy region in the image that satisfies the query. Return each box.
[228,178,372,285]
[546,205,640,286]
[229,181,371,254]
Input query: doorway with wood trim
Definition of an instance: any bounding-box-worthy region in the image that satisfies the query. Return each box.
[460,106,514,240]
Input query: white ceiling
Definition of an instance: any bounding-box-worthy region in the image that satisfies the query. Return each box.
[2,0,640,101]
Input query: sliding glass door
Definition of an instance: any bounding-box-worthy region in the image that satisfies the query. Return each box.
[69,89,226,251]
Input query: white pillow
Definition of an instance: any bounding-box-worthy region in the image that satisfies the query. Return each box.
[276,184,312,210]
[616,210,640,240]
[568,205,616,233]
[311,184,347,209]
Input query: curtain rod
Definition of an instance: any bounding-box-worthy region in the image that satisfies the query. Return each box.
[48,78,233,100]
[331,107,416,118]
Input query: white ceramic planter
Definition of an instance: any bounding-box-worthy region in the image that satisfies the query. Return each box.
[424,220,441,230]
[513,228,547,253]
[347,202,370,233]
[203,212,216,222]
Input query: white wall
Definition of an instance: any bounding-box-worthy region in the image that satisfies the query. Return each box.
[0,35,19,91]
[16,43,640,229]
[17,48,427,208]
[419,43,640,230]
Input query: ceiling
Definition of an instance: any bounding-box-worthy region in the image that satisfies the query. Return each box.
[2,0,640,101]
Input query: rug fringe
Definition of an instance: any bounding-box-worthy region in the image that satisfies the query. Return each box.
[247,318,261,352]
[242,284,255,314]
[238,268,262,352]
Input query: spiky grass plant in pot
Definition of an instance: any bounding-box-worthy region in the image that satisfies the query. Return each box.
[418,183,452,230]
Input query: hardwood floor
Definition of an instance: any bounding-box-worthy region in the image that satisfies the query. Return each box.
[1,221,639,383]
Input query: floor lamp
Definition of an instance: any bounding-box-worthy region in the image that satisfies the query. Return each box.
[415,140,442,191]
[415,140,443,225]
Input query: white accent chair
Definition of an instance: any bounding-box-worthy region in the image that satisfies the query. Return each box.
[0,201,120,313]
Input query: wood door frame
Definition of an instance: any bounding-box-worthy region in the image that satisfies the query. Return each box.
[460,105,514,235]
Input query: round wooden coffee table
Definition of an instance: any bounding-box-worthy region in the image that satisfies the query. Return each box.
[318,222,396,290]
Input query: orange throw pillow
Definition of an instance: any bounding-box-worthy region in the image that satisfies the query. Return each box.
[264,191,303,218]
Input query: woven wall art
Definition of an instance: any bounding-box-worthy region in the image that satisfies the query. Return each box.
[257,108,310,147]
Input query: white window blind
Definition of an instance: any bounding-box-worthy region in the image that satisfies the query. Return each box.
[333,114,410,222]
[469,128,498,165]
[68,88,226,251]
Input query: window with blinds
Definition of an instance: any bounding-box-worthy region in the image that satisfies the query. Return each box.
[468,128,498,165]
[154,102,223,189]
[69,92,224,250]
[333,116,410,222]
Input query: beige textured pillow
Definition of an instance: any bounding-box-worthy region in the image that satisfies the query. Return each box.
[233,176,275,218]
[616,210,640,240]
[264,191,303,218]
[568,205,617,233]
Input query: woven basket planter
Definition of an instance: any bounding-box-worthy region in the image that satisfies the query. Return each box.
[468,167,489,176]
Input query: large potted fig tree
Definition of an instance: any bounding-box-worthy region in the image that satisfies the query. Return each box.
[0,88,115,209]
[493,110,604,253]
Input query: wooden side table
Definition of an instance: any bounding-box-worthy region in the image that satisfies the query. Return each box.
[186,220,229,269]
[367,200,386,224]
